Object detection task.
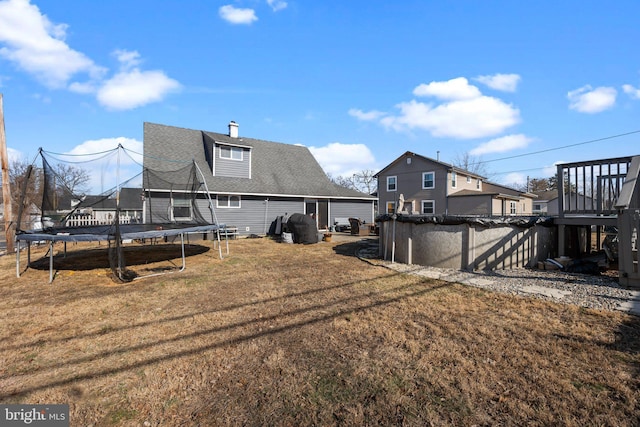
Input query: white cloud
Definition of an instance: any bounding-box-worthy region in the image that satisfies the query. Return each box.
[0,0,105,88]
[68,81,96,94]
[622,84,640,100]
[6,146,23,163]
[470,134,533,156]
[63,137,144,193]
[567,85,617,113]
[542,161,564,178]
[353,77,520,139]
[309,142,376,177]
[413,77,481,100]
[67,137,142,160]
[475,73,521,92]
[267,0,287,12]
[501,172,527,187]
[113,49,142,70]
[0,1,180,110]
[94,49,180,110]
[348,108,385,121]
[380,96,520,139]
[97,68,181,111]
[219,5,258,24]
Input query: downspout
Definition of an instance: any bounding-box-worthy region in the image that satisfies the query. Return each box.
[263,198,269,234]
[445,169,450,215]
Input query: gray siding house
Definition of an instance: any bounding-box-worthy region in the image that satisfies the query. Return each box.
[376,151,535,216]
[143,122,376,235]
[531,190,595,216]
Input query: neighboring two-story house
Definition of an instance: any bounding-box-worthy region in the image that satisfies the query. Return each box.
[143,122,376,236]
[376,151,535,217]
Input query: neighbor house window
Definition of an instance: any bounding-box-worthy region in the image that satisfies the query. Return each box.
[219,145,243,161]
[467,176,471,184]
[476,179,482,190]
[387,176,397,192]
[510,201,517,215]
[386,201,396,214]
[217,195,241,208]
[421,200,435,215]
[451,171,457,188]
[172,198,192,221]
[533,203,542,211]
[422,172,435,189]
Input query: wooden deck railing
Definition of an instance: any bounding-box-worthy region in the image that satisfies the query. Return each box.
[557,156,633,218]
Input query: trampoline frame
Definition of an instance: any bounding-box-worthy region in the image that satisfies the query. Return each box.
[16,224,233,283]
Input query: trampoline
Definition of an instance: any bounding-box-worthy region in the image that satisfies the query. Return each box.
[15,223,235,283]
[13,145,231,283]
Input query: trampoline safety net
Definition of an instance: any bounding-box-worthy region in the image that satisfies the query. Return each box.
[15,147,221,282]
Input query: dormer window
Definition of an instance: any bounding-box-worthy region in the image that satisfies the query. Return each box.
[220,145,243,161]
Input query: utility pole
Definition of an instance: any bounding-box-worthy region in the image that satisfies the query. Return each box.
[0,94,14,253]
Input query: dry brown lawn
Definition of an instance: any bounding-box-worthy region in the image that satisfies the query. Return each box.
[0,236,639,426]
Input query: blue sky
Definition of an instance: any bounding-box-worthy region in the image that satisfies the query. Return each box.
[1,0,640,193]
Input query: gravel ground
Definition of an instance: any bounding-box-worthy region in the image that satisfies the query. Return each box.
[381,263,639,313]
[348,237,640,315]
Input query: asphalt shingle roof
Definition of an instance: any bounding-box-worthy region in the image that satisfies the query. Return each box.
[143,122,375,200]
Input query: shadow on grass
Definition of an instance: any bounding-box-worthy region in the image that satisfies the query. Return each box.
[26,243,210,271]
[332,238,379,259]
[0,269,405,353]
[0,275,449,399]
[610,315,640,379]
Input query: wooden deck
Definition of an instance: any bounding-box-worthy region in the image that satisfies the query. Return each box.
[555,155,640,288]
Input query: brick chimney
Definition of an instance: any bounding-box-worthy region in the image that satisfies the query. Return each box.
[228,121,239,138]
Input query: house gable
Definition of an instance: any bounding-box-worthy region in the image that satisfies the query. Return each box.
[376,151,486,215]
[377,151,536,216]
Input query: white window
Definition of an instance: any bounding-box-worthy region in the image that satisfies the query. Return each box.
[219,145,243,161]
[387,176,397,192]
[422,172,435,189]
[510,201,517,215]
[467,176,471,184]
[533,203,542,211]
[386,201,396,214]
[421,200,435,215]
[217,195,241,208]
[451,171,457,188]
[172,198,192,221]
[476,179,482,190]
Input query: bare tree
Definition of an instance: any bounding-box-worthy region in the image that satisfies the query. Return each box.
[527,177,552,193]
[54,163,91,196]
[508,181,529,192]
[329,170,377,195]
[328,173,355,189]
[7,161,91,230]
[9,159,44,230]
[352,169,377,194]
[450,152,491,178]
